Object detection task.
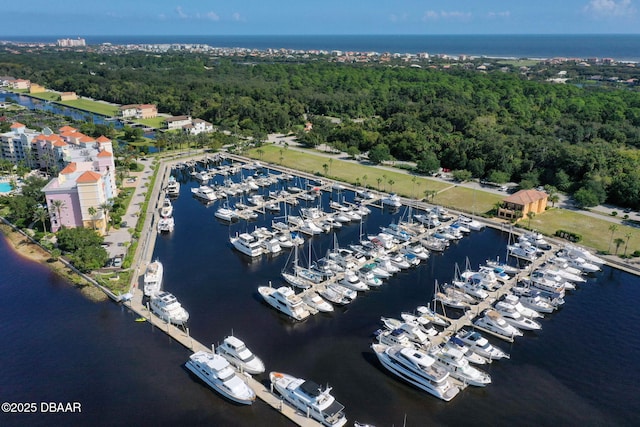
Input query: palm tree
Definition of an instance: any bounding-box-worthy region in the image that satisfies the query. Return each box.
[527,211,536,228]
[614,237,625,255]
[50,199,66,229]
[362,174,368,188]
[33,206,48,234]
[624,232,632,256]
[328,158,333,175]
[99,200,113,233]
[388,179,395,192]
[88,206,98,230]
[608,224,618,253]
[549,193,559,207]
[256,148,265,160]
[376,177,382,191]
[322,163,329,176]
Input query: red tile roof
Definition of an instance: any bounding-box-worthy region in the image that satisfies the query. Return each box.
[58,125,76,133]
[79,136,95,143]
[76,171,102,183]
[503,189,547,205]
[60,162,77,174]
[97,150,112,157]
[96,135,111,143]
[10,122,25,128]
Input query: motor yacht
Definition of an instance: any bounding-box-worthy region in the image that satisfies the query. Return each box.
[474,310,523,339]
[380,318,430,346]
[455,329,510,360]
[515,291,557,314]
[375,328,416,348]
[357,265,384,288]
[270,372,348,427]
[485,258,520,275]
[160,197,173,218]
[519,231,552,250]
[507,243,538,262]
[215,205,238,222]
[191,170,212,182]
[502,294,544,319]
[157,217,175,233]
[560,244,605,265]
[402,244,430,261]
[340,271,369,291]
[457,215,484,231]
[441,337,488,365]
[150,291,189,325]
[328,283,357,303]
[434,287,473,311]
[230,232,264,257]
[257,285,311,321]
[185,349,256,405]
[143,260,163,296]
[400,313,438,337]
[302,292,334,313]
[166,176,180,197]
[415,305,449,328]
[215,336,265,375]
[191,185,217,202]
[318,286,351,306]
[430,346,492,387]
[494,301,542,331]
[371,343,460,402]
[381,193,402,208]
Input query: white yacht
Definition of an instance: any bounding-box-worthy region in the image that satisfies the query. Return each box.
[430,346,492,387]
[494,301,542,331]
[517,292,556,314]
[455,329,510,360]
[560,244,605,265]
[192,170,212,182]
[150,291,189,325]
[160,197,173,218]
[376,328,416,349]
[157,217,175,233]
[416,305,449,328]
[502,294,544,319]
[215,336,265,375]
[143,260,163,296]
[371,343,460,402]
[474,310,523,339]
[340,271,369,291]
[215,205,238,222]
[185,349,256,405]
[381,193,402,208]
[318,286,351,306]
[257,285,311,321]
[270,372,348,427]
[442,337,488,365]
[303,292,334,313]
[230,232,264,257]
[357,266,384,288]
[166,176,180,197]
[191,185,217,202]
[457,215,485,231]
[400,313,439,337]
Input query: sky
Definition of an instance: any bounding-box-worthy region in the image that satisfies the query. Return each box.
[1,0,639,36]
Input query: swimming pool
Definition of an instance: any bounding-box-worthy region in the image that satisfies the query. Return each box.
[0,182,13,193]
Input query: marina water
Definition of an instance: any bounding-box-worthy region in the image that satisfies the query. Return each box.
[2,165,640,426]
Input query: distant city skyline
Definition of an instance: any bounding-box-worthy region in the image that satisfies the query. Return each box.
[1,0,639,36]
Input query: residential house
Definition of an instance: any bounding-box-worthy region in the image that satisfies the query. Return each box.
[497,189,548,221]
[29,83,46,94]
[11,79,30,90]
[165,115,192,131]
[183,118,214,135]
[136,104,157,119]
[60,92,78,101]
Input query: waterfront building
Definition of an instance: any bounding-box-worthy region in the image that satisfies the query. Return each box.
[60,92,78,101]
[119,104,158,119]
[497,189,548,221]
[29,83,46,94]
[183,118,214,135]
[57,38,86,47]
[164,115,193,131]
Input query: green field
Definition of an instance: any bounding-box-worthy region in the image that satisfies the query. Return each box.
[133,117,166,129]
[27,92,60,101]
[247,144,640,256]
[60,98,119,116]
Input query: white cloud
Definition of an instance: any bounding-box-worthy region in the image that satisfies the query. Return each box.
[583,0,636,17]
[176,6,188,19]
[232,12,243,22]
[487,11,511,19]
[206,11,220,21]
[422,10,472,21]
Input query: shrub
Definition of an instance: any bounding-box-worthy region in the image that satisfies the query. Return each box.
[555,229,582,242]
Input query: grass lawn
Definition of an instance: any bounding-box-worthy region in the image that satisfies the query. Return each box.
[28,92,60,102]
[133,117,166,129]
[60,98,119,116]
[248,145,449,197]
[432,185,504,216]
[524,208,640,255]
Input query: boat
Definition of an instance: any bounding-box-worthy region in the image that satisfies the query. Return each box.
[166,176,180,197]
[357,265,384,287]
[430,346,492,387]
[457,215,484,231]
[160,197,173,218]
[191,170,211,182]
[257,285,311,321]
[150,291,189,325]
[340,271,369,291]
[282,245,321,290]
[375,328,416,348]
[302,292,334,313]
[441,336,488,365]
[560,244,605,265]
[507,243,538,262]
[215,205,239,222]
[455,329,510,360]
[494,301,542,330]
[230,232,264,257]
[143,260,163,296]
[519,231,552,250]
[371,343,460,402]
[135,317,146,322]
[318,286,351,306]
[191,185,217,202]
[327,283,357,303]
[400,313,438,337]
[502,294,544,319]
[485,257,520,275]
[215,336,265,375]
[415,305,449,328]
[185,349,256,405]
[514,291,557,314]
[269,372,348,427]
[473,310,523,339]
[380,318,430,346]
[381,193,402,208]
[157,217,175,233]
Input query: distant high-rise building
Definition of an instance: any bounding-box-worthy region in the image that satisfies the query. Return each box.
[57,38,86,47]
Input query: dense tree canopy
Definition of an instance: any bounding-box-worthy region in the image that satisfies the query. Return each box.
[2,49,640,206]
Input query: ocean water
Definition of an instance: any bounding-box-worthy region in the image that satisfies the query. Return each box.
[2,164,639,426]
[7,34,640,62]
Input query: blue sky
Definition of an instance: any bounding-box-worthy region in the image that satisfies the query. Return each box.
[2,0,639,36]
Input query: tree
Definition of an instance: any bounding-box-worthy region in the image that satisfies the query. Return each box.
[614,237,625,255]
[608,224,618,253]
[368,143,391,164]
[256,148,264,160]
[415,151,440,175]
[33,206,48,234]
[346,146,360,159]
[388,179,395,192]
[70,245,109,273]
[99,200,113,233]
[88,206,98,230]
[376,177,382,190]
[322,163,329,176]
[56,227,103,253]
[328,158,333,175]
[573,188,600,208]
[51,199,66,225]
[452,170,472,182]
[527,211,536,228]
[362,174,368,188]
[624,233,632,256]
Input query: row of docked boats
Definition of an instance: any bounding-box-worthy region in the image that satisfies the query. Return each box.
[143,260,189,326]
[185,335,348,426]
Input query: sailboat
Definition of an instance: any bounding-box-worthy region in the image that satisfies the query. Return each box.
[281,244,324,289]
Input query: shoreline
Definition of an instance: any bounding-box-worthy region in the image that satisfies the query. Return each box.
[0,224,108,302]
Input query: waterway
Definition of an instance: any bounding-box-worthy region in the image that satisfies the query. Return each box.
[1,165,639,426]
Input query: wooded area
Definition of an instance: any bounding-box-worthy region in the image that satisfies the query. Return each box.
[2,50,640,208]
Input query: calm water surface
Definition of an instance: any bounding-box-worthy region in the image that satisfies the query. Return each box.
[1,166,639,426]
